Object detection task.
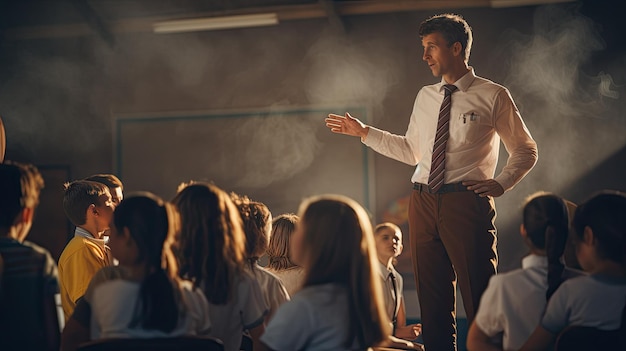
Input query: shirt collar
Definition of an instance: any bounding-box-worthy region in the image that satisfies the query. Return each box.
[74,226,96,239]
[378,261,393,279]
[439,66,476,93]
[521,253,548,269]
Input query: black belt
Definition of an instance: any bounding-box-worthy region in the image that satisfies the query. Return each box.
[413,182,471,194]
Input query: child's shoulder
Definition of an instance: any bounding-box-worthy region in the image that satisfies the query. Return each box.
[63,235,107,260]
[485,266,533,289]
[255,265,284,282]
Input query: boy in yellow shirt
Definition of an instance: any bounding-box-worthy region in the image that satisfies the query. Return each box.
[58,180,115,321]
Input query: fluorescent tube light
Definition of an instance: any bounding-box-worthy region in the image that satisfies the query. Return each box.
[153,13,279,33]
[490,0,574,7]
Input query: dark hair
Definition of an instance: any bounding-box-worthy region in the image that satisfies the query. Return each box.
[297,195,390,348]
[418,13,473,62]
[172,182,246,305]
[572,191,626,264]
[84,173,124,191]
[266,213,299,271]
[572,190,626,343]
[62,180,108,226]
[522,192,569,300]
[0,161,44,229]
[112,193,180,332]
[230,193,272,262]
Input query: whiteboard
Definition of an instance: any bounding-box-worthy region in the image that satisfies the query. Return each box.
[114,107,375,217]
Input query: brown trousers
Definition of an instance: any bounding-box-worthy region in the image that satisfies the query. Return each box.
[408,186,497,351]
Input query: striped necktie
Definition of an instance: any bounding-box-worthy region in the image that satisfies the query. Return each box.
[428,84,458,193]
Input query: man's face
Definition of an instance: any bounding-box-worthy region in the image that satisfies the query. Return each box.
[422,32,457,77]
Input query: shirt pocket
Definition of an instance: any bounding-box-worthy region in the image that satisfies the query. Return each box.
[452,112,484,144]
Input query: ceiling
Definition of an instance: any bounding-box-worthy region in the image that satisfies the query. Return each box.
[0,0,580,42]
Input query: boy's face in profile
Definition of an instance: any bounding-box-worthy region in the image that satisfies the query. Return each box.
[94,189,115,235]
[109,186,123,206]
[375,226,403,265]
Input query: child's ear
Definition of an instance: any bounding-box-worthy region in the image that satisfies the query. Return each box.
[583,226,595,245]
[86,203,97,217]
[397,243,404,256]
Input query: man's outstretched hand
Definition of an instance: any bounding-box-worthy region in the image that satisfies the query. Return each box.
[325,112,369,139]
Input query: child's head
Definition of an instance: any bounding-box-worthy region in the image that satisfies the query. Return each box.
[0,161,44,239]
[374,222,403,267]
[108,192,179,275]
[63,180,114,235]
[84,173,124,206]
[172,181,246,304]
[108,192,181,332]
[230,193,272,261]
[572,191,626,271]
[266,213,299,271]
[521,192,569,252]
[293,194,390,348]
[521,191,570,299]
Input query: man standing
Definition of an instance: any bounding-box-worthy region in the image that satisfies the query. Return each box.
[325,13,537,351]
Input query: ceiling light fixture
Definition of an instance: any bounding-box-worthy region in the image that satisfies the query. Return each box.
[490,0,573,7]
[153,13,279,34]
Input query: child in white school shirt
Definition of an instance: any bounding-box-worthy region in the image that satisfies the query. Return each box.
[374,222,422,341]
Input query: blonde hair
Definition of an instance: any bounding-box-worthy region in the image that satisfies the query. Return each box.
[266,213,299,271]
[374,222,401,236]
[297,194,391,348]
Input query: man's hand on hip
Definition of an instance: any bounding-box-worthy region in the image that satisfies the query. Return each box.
[462,179,504,197]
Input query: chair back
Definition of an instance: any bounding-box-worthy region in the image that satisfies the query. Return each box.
[555,325,621,351]
[77,336,224,351]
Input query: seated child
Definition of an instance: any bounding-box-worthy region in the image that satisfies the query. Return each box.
[0,161,60,351]
[58,180,115,321]
[467,192,578,351]
[374,222,421,340]
[173,182,267,351]
[231,193,290,319]
[266,213,305,296]
[520,191,626,351]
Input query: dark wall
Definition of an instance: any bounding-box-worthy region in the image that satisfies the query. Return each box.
[1,2,624,271]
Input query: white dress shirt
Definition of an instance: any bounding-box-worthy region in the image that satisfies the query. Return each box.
[378,261,403,323]
[363,68,537,192]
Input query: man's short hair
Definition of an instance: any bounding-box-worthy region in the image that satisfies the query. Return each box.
[0,161,44,229]
[62,180,108,226]
[419,13,473,62]
[84,173,123,191]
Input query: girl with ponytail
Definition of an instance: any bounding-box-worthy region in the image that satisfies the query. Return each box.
[468,192,578,351]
